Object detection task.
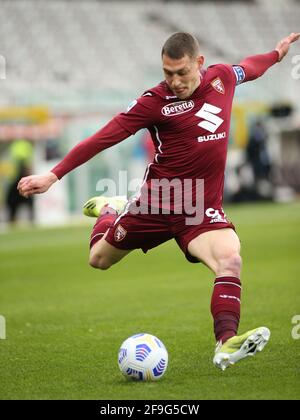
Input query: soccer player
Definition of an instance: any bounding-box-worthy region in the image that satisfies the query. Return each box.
[18,32,300,370]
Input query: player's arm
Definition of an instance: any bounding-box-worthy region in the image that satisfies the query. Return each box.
[18,93,157,198]
[236,32,300,83]
[17,119,130,198]
[275,32,300,61]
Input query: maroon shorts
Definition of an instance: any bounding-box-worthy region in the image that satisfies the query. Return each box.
[105,206,235,263]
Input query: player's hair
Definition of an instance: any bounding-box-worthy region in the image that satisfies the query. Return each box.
[161,32,200,59]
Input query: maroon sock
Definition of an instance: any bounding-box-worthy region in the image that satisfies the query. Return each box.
[90,213,117,249]
[210,276,242,343]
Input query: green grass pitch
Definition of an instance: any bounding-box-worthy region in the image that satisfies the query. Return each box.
[0,201,299,400]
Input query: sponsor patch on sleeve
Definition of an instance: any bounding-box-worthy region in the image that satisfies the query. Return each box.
[232,65,246,85]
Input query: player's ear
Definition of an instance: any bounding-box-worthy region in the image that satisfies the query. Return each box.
[197,55,204,68]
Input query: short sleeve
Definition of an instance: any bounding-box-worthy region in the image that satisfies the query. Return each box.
[114,93,158,135]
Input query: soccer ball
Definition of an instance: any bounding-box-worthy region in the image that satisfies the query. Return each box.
[118,333,168,381]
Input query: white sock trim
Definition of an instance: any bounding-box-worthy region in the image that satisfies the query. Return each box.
[214,281,242,289]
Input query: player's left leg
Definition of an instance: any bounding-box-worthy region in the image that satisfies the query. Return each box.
[213,326,270,371]
[187,228,270,370]
[188,228,242,343]
[187,228,242,277]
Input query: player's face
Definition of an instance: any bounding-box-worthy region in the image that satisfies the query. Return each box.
[162,54,204,99]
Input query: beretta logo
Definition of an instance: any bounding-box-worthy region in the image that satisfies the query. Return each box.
[162,100,194,116]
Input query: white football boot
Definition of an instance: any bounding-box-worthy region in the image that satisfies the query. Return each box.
[213,327,271,371]
[83,196,128,217]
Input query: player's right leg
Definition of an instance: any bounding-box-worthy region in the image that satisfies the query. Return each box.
[83,195,127,218]
[89,232,131,270]
[86,198,174,271]
[84,196,131,270]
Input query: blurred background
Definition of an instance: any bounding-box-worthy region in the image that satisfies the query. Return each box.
[0,0,299,228]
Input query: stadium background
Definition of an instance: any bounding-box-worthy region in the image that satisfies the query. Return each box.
[0,0,299,400]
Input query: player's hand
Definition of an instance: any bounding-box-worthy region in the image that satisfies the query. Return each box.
[17,172,58,198]
[275,32,300,62]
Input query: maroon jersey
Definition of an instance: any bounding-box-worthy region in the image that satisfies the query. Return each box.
[115,64,238,212]
[51,50,279,218]
[51,50,279,258]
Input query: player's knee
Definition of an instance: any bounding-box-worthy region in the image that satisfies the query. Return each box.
[89,254,112,271]
[217,253,242,277]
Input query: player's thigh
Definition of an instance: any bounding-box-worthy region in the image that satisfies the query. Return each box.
[187,228,241,273]
[90,232,131,265]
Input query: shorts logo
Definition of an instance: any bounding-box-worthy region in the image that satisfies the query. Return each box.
[162,100,194,116]
[211,77,225,94]
[206,208,227,224]
[114,224,127,242]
